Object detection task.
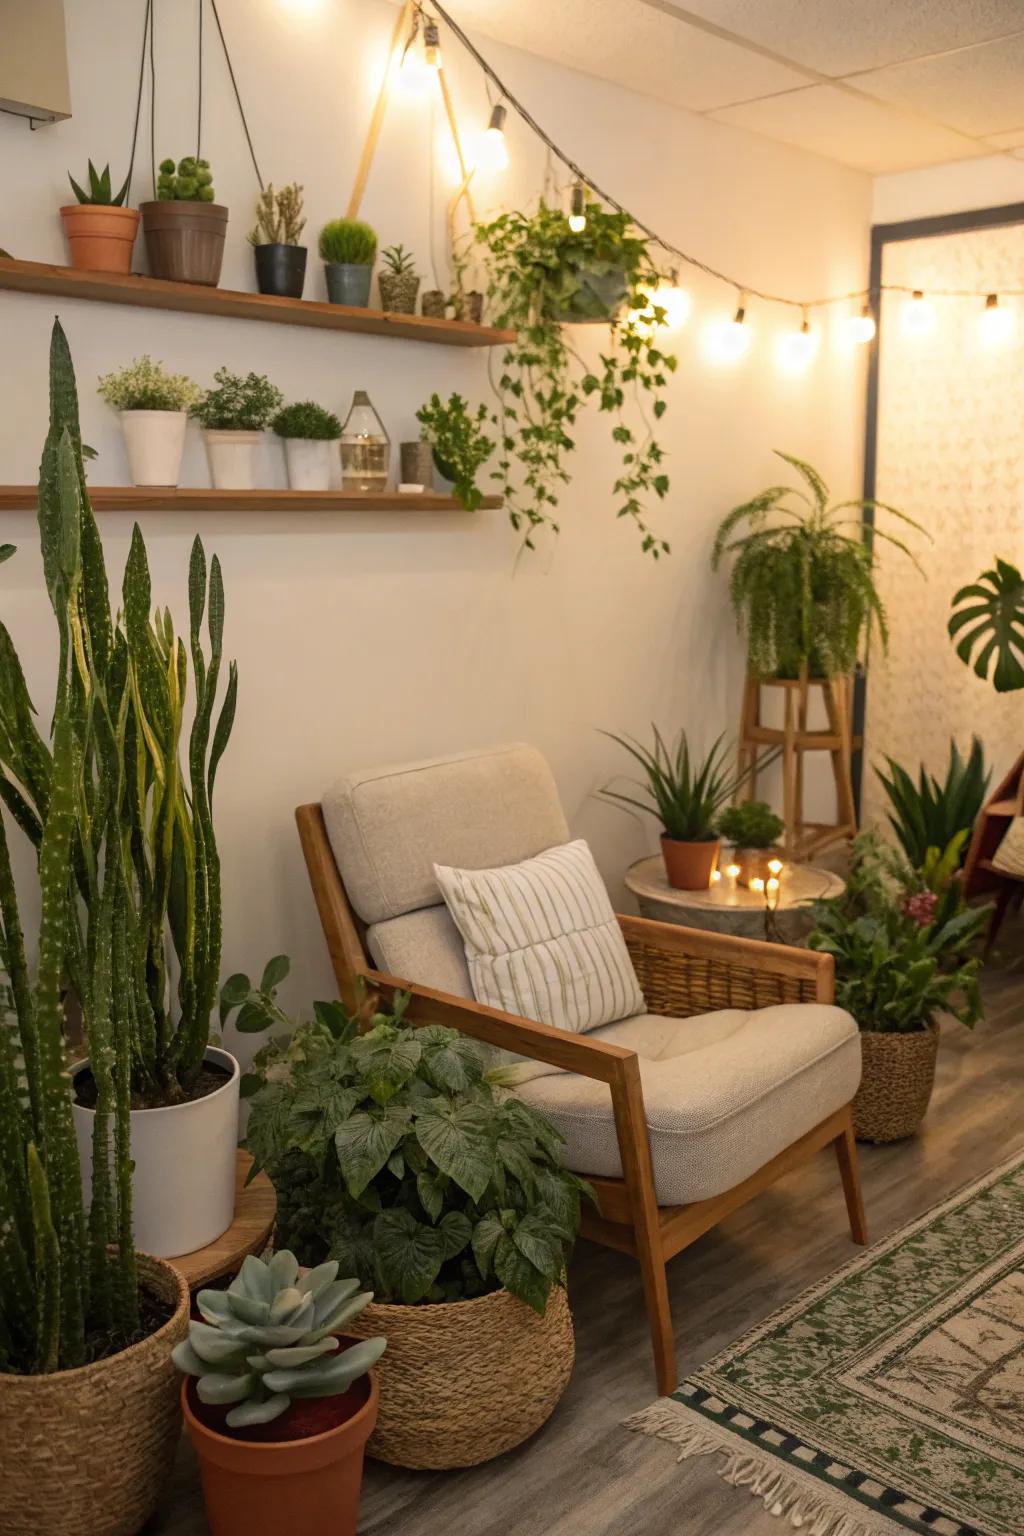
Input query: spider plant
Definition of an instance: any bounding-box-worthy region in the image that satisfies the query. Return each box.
[712,451,926,679]
[600,728,747,842]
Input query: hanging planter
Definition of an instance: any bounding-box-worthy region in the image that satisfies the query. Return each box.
[249,183,308,299]
[142,157,227,286]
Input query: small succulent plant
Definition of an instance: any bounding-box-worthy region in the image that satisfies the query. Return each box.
[69,160,130,206]
[157,156,216,202]
[381,243,417,277]
[172,1251,386,1428]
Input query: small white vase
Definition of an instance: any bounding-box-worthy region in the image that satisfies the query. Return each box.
[203,428,264,490]
[71,1046,240,1258]
[283,436,334,491]
[120,409,188,487]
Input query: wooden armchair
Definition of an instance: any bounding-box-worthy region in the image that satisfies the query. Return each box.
[295,745,866,1396]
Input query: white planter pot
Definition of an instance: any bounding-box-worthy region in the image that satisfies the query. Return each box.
[71,1046,240,1258]
[120,409,188,487]
[283,436,334,491]
[203,428,264,490]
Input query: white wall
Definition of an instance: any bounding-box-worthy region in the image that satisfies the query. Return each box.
[873,154,1024,224]
[0,0,871,1038]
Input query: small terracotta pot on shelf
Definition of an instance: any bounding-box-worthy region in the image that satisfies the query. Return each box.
[59,204,140,274]
[660,835,720,891]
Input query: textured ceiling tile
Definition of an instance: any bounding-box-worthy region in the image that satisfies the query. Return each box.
[710,85,987,173]
[855,35,1024,136]
[651,0,1024,75]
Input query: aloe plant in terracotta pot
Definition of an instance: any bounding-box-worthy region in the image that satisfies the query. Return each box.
[60,159,139,273]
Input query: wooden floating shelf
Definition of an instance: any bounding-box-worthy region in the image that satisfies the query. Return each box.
[0,256,515,349]
[0,486,498,513]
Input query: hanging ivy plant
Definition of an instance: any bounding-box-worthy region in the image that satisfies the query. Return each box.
[475,198,677,556]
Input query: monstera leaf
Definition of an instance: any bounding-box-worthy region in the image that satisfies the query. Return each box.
[948,558,1024,693]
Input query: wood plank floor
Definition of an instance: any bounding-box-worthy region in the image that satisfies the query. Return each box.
[150,930,1023,1536]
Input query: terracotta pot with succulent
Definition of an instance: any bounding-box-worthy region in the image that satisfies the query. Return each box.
[319,218,377,307]
[0,321,192,1536]
[97,354,201,487]
[142,156,228,286]
[248,182,307,299]
[475,195,676,553]
[60,159,139,273]
[193,369,284,490]
[808,833,988,1142]
[226,973,586,1470]
[601,727,750,890]
[175,1251,385,1536]
[717,800,785,887]
[272,401,342,492]
[377,244,421,313]
[415,392,494,510]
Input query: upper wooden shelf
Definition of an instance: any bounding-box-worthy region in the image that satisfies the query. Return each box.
[0,257,514,349]
[0,486,498,513]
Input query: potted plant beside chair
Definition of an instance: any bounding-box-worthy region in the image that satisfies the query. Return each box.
[193,368,284,490]
[60,159,139,273]
[142,156,228,286]
[248,182,307,299]
[272,400,342,492]
[97,354,201,487]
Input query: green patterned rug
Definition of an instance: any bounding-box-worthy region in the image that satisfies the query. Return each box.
[626,1152,1024,1536]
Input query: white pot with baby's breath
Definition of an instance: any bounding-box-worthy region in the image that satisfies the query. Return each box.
[98,355,201,487]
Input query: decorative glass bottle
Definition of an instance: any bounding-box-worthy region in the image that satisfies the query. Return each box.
[340,390,390,493]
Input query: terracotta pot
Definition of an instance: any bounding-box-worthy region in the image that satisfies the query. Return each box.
[0,1255,189,1536]
[660,835,720,890]
[853,1023,940,1143]
[141,201,229,286]
[183,1359,379,1536]
[59,204,139,274]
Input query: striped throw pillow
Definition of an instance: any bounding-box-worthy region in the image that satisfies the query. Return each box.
[434,839,645,1033]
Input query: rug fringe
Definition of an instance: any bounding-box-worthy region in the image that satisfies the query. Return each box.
[624,1400,901,1536]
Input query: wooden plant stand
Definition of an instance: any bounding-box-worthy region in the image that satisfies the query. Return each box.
[738,672,857,861]
[170,1150,276,1291]
[963,748,1024,954]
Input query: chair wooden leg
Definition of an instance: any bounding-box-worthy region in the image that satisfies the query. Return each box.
[834,1107,868,1245]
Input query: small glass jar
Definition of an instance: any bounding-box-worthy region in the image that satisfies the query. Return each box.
[340,390,390,493]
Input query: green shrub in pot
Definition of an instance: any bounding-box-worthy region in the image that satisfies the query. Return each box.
[415,392,494,510]
[97,355,201,487]
[272,401,342,492]
[717,800,784,850]
[319,218,378,308]
[193,369,284,490]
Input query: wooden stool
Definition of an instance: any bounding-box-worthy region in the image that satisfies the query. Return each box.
[738,672,857,860]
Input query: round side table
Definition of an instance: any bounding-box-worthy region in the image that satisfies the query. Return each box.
[625,856,843,945]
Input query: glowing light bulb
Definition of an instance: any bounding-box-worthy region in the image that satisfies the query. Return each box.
[397,40,436,98]
[568,180,587,234]
[476,103,509,173]
[767,858,783,876]
[707,298,750,363]
[902,290,933,337]
[726,864,741,879]
[778,313,818,370]
[423,18,442,70]
[847,304,876,344]
[749,877,765,894]
[710,869,722,884]
[979,293,1013,346]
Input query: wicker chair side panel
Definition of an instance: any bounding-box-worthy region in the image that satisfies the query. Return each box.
[626,941,816,1017]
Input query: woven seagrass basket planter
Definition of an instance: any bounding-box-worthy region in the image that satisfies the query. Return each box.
[0,1255,189,1536]
[853,1022,940,1143]
[347,1283,574,1469]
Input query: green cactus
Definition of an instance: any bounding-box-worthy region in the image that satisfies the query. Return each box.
[157,156,216,203]
[173,1253,385,1427]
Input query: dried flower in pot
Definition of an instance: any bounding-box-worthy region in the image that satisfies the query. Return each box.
[60,159,139,273]
[248,182,307,299]
[272,400,342,492]
[319,218,377,307]
[97,354,201,487]
[717,801,785,887]
[142,156,228,286]
[378,243,421,313]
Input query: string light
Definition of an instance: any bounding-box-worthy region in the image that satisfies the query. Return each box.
[767,857,783,877]
[847,303,876,345]
[707,294,750,363]
[778,308,817,370]
[568,180,587,234]
[476,102,509,172]
[979,293,1013,346]
[902,290,933,337]
[422,16,442,70]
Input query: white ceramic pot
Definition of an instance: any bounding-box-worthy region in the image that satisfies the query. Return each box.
[283,436,334,491]
[71,1046,240,1258]
[120,409,188,487]
[203,428,264,490]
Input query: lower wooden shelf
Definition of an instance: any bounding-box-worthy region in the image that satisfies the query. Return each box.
[0,485,497,513]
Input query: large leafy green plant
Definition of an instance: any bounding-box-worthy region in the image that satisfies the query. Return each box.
[415,392,494,511]
[712,451,925,679]
[600,727,747,842]
[875,737,989,873]
[476,197,676,555]
[948,557,1024,694]
[235,986,590,1314]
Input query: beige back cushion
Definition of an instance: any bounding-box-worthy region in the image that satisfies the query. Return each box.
[366,907,473,998]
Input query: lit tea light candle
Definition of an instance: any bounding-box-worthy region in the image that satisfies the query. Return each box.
[767,857,783,877]
[749,876,765,894]
[725,862,740,902]
[710,869,722,884]
[766,875,780,910]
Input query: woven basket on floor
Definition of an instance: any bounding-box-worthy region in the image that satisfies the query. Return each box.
[347,1282,574,1469]
[0,1254,189,1536]
[853,1022,940,1143]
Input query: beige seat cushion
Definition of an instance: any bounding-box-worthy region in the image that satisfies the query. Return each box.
[515,1004,860,1205]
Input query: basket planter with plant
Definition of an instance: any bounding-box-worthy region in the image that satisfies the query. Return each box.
[193,369,284,490]
[601,727,748,890]
[248,182,307,299]
[415,392,494,510]
[377,244,421,313]
[272,401,342,492]
[0,321,194,1536]
[808,834,987,1142]
[230,975,585,1469]
[319,218,377,308]
[142,156,228,286]
[717,800,785,887]
[475,196,676,553]
[175,1252,385,1536]
[97,354,201,487]
[60,159,138,274]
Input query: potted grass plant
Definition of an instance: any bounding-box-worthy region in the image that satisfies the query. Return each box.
[142,156,228,286]
[228,973,585,1471]
[272,401,342,491]
[717,800,785,887]
[600,727,746,889]
[319,218,378,307]
[0,320,191,1536]
[875,737,990,875]
[377,244,421,313]
[248,182,307,299]
[60,159,138,273]
[175,1252,385,1536]
[193,368,284,490]
[415,392,494,510]
[97,354,201,486]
